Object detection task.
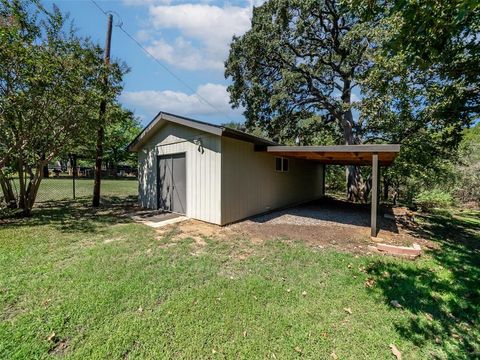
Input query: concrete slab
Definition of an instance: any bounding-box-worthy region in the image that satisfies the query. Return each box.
[131,211,187,228]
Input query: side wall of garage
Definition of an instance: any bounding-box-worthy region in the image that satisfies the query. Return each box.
[138,123,222,224]
[220,137,324,225]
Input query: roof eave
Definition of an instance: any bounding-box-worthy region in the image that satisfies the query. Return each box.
[128,111,278,152]
[266,144,401,153]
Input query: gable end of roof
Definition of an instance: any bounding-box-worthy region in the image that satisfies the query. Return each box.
[128,111,277,151]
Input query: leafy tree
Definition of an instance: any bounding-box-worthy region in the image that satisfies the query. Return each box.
[455,124,480,204]
[103,106,141,174]
[357,0,479,203]
[225,0,390,201]
[72,104,141,175]
[0,0,126,215]
[225,0,478,204]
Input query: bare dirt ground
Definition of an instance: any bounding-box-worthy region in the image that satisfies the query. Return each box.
[155,198,434,255]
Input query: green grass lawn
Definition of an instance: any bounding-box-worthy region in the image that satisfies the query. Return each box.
[8,178,138,203]
[0,200,479,359]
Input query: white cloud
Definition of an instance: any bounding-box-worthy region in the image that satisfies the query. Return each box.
[145,37,223,70]
[144,3,252,70]
[120,83,241,118]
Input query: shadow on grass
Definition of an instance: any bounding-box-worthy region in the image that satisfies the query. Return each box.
[368,210,480,358]
[0,196,139,233]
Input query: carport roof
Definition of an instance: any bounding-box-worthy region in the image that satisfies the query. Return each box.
[266,145,401,166]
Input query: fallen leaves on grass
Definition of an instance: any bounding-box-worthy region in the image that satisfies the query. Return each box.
[294,346,303,354]
[364,278,376,288]
[330,351,338,359]
[389,344,402,360]
[47,332,56,342]
[343,307,352,315]
[302,291,307,296]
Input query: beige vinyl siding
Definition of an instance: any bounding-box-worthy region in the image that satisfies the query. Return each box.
[137,122,222,224]
[220,137,324,225]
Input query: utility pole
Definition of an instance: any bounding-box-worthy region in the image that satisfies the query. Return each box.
[93,14,112,207]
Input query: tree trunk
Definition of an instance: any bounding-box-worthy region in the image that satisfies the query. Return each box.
[18,157,27,212]
[340,80,364,202]
[41,153,49,178]
[346,165,363,202]
[383,178,389,202]
[26,169,43,213]
[16,159,45,216]
[0,169,17,209]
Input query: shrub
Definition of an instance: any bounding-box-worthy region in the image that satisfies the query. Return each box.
[414,189,454,211]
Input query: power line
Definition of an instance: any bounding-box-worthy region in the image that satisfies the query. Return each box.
[89,0,233,120]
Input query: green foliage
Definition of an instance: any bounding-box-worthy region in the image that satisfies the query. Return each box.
[225,0,383,144]
[225,0,479,205]
[0,0,127,213]
[75,104,142,169]
[225,0,394,201]
[414,189,454,211]
[104,108,142,169]
[454,124,480,204]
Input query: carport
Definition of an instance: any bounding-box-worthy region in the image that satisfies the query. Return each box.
[266,145,401,237]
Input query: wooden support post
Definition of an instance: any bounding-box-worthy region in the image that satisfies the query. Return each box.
[371,153,379,237]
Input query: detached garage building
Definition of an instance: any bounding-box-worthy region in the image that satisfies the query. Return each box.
[128,112,325,225]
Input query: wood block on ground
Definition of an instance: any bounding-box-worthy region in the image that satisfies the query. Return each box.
[375,243,422,257]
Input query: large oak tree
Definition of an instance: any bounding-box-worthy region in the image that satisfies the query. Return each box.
[225,0,478,202]
[225,0,389,201]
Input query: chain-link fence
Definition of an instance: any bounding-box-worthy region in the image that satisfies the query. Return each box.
[2,176,138,204]
[1,157,138,207]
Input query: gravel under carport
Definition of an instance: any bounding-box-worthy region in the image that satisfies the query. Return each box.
[230,198,430,253]
[245,200,371,228]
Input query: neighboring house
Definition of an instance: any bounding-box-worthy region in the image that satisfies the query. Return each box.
[128,112,324,225]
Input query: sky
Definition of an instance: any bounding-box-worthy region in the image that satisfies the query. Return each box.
[43,0,262,126]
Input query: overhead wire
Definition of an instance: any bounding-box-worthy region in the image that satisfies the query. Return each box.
[89,0,234,120]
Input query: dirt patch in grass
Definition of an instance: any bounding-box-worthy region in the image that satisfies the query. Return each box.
[48,337,69,356]
[156,220,261,259]
[155,220,215,256]
[1,303,25,321]
[156,219,235,242]
[232,222,371,253]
